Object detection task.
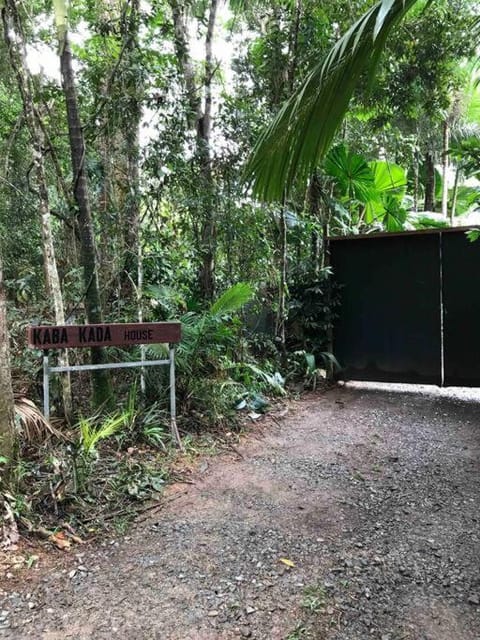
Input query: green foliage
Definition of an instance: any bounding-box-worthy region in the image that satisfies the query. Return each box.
[78,414,128,457]
[286,624,308,640]
[287,270,339,356]
[148,283,261,429]
[109,459,166,500]
[302,582,327,613]
[210,283,255,315]
[286,350,338,390]
[467,229,480,242]
[138,403,169,450]
[451,186,480,216]
[325,145,376,203]
[409,214,449,229]
[364,0,476,122]
[244,0,419,201]
[450,135,480,180]
[240,363,286,396]
[364,161,408,229]
[3,0,480,540]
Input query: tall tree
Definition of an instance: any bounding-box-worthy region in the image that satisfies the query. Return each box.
[53,0,113,407]
[2,0,72,417]
[0,248,15,465]
[88,0,144,304]
[122,0,142,297]
[245,0,478,202]
[244,0,420,201]
[170,0,219,300]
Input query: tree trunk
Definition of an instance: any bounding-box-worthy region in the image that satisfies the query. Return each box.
[450,165,460,225]
[275,206,288,351]
[307,173,322,276]
[413,146,419,213]
[0,250,15,466]
[137,227,146,394]
[123,125,141,284]
[122,0,142,298]
[197,0,218,301]
[424,151,436,212]
[287,0,301,93]
[3,1,72,418]
[54,7,113,408]
[170,1,202,128]
[170,0,218,301]
[441,120,450,218]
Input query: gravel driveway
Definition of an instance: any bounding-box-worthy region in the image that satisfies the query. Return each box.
[1,384,479,639]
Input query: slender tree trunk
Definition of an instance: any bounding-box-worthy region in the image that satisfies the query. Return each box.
[287,0,301,93]
[424,151,436,212]
[0,1,17,468]
[170,1,202,127]
[170,0,218,301]
[197,0,218,301]
[308,173,322,276]
[94,1,141,304]
[3,2,72,418]
[441,120,450,218]
[0,251,15,466]
[123,124,141,289]
[450,165,460,225]
[137,227,146,394]
[54,5,113,408]
[122,0,142,298]
[413,146,419,213]
[275,205,288,351]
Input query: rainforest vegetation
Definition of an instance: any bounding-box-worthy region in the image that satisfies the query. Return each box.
[0,0,479,539]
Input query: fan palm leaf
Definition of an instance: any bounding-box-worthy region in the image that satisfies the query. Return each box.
[14,395,65,444]
[244,0,420,202]
[324,144,376,202]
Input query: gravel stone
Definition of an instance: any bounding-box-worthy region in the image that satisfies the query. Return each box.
[0,384,479,639]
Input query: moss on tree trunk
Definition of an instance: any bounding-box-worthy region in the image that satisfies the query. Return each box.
[0,251,15,469]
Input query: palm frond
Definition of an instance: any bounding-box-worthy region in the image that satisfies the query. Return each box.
[324,144,376,202]
[14,395,65,444]
[450,123,480,146]
[244,0,419,202]
[209,282,254,316]
[79,414,126,455]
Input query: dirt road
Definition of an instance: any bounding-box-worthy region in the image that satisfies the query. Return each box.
[1,384,479,639]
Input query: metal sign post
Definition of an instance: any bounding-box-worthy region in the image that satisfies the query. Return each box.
[43,354,50,421]
[29,322,182,447]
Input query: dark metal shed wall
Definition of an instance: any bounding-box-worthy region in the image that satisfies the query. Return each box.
[329,229,480,386]
[442,233,480,386]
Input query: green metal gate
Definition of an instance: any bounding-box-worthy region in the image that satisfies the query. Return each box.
[330,228,480,387]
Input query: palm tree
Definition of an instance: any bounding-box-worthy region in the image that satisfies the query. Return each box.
[244,0,426,202]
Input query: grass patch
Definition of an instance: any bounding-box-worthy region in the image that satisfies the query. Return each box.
[301,582,327,613]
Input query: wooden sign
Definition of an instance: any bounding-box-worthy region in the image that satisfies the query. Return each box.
[28,322,181,350]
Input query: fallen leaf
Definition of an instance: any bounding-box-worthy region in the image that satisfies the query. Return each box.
[61,522,85,545]
[279,557,295,568]
[50,531,71,551]
[65,532,85,545]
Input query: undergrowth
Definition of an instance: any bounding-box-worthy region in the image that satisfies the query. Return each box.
[2,282,337,547]
[3,404,234,543]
